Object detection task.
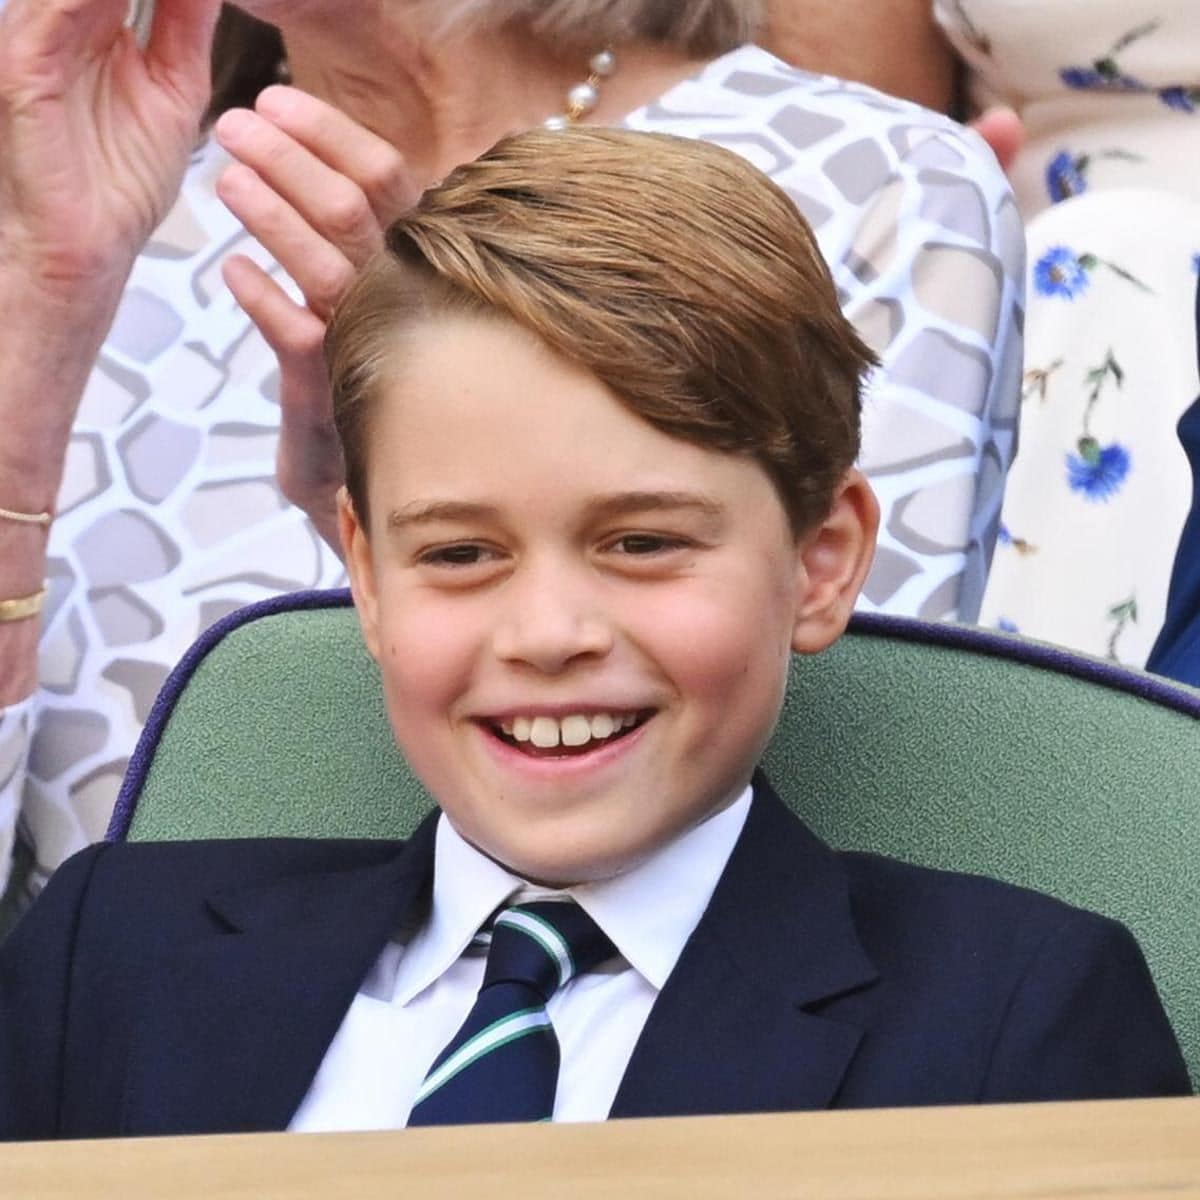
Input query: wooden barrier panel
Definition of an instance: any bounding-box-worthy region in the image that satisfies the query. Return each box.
[2,1097,1198,1199]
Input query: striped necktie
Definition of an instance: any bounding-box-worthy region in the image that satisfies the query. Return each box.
[406,901,616,1126]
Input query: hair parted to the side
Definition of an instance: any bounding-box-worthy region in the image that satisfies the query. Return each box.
[430,0,762,58]
[327,127,877,534]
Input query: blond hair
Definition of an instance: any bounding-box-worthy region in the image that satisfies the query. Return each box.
[432,0,762,57]
[327,127,876,534]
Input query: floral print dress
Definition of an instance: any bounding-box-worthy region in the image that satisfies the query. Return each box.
[936,0,1200,664]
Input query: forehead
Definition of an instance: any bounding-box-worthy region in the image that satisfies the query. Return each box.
[363,313,788,524]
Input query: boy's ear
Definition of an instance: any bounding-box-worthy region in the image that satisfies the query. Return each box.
[791,469,880,655]
[339,487,383,662]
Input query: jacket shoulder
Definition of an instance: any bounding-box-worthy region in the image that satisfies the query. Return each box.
[838,848,1106,945]
[829,850,1189,1101]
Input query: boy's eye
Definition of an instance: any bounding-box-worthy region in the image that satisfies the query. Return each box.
[611,533,687,555]
[418,543,493,567]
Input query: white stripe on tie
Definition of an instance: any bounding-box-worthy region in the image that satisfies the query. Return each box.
[412,1008,552,1106]
[494,908,574,987]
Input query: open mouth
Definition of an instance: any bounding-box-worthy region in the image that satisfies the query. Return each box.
[487,711,652,759]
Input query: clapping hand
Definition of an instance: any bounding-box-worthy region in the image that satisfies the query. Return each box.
[215,87,420,553]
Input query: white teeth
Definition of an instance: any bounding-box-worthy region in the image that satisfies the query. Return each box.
[530,716,561,749]
[560,715,592,747]
[589,713,616,740]
[500,711,641,749]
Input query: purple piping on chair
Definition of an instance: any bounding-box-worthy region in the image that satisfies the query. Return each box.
[106,588,355,841]
[849,612,1200,719]
[106,592,1200,842]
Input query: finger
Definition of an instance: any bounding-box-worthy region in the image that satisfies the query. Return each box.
[226,254,345,541]
[215,108,385,268]
[255,85,421,223]
[218,163,359,320]
[144,0,222,102]
[223,253,329,381]
[970,106,1024,174]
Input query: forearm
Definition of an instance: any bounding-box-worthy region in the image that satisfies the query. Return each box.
[0,273,124,706]
[763,0,959,112]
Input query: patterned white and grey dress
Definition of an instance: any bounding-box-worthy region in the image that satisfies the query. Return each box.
[0,44,1023,898]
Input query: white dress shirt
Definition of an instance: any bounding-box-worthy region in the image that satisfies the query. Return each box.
[289,786,752,1131]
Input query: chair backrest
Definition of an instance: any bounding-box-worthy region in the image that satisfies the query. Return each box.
[111,589,1200,1084]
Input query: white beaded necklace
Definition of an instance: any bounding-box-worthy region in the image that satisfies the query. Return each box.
[543,50,617,130]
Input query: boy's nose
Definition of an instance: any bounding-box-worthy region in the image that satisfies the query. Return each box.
[490,563,614,674]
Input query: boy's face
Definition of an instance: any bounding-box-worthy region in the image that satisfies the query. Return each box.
[342,314,876,886]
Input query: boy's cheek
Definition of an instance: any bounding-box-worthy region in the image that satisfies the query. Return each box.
[373,607,474,704]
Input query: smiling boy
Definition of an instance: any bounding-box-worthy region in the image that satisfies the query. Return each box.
[337,321,877,891]
[0,128,1188,1140]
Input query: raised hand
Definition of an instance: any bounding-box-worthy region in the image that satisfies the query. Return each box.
[0,0,221,298]
[0,0,221,708]
[215,86,421,551]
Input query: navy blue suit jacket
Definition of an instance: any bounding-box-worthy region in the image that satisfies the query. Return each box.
[0,779,1189,1140]
[1147,277,1200,682]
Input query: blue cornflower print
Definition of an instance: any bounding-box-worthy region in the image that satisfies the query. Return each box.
[1066,440,1132,501]
[1034,247,1151,298]
[996,521,1037,556]
[1035,246,1090,299]
[1059,22,1158,96]
[1046,151,1087,202]
[1044,148,1142,204]
[1160,86,1199,113]
[996,618,1020,634]
[1060,66,1145,93]
[1059,66,1106,91]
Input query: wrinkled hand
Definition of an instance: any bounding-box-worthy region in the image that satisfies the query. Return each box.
[0,0,220,299]
[215,86,421,553]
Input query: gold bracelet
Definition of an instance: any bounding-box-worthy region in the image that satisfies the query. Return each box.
[0,585,47,623]
[0,505,52,527]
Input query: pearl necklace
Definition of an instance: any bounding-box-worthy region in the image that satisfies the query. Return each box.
[544,50,617,130]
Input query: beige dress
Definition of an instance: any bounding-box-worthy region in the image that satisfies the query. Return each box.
[936,0,1200,663]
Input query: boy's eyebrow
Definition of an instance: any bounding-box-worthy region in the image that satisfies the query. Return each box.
[586,492,726,521]
[386,492,725,530]
[387,501,501,530]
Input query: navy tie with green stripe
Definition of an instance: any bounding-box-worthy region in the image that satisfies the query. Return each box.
[406,901,616,1126]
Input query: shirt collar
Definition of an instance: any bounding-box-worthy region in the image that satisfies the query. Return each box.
[391,816,522,1005]
[568,786,751,989]
[393,784,753,1003]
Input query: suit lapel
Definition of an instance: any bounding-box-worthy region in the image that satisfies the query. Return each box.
[119,784,874,1131]
[121,815,438,1136]
[611,778,877,1118]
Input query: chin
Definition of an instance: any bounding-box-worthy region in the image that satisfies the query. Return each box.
[480,832,640,889]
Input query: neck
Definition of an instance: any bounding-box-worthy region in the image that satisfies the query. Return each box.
[279,11,710,187]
